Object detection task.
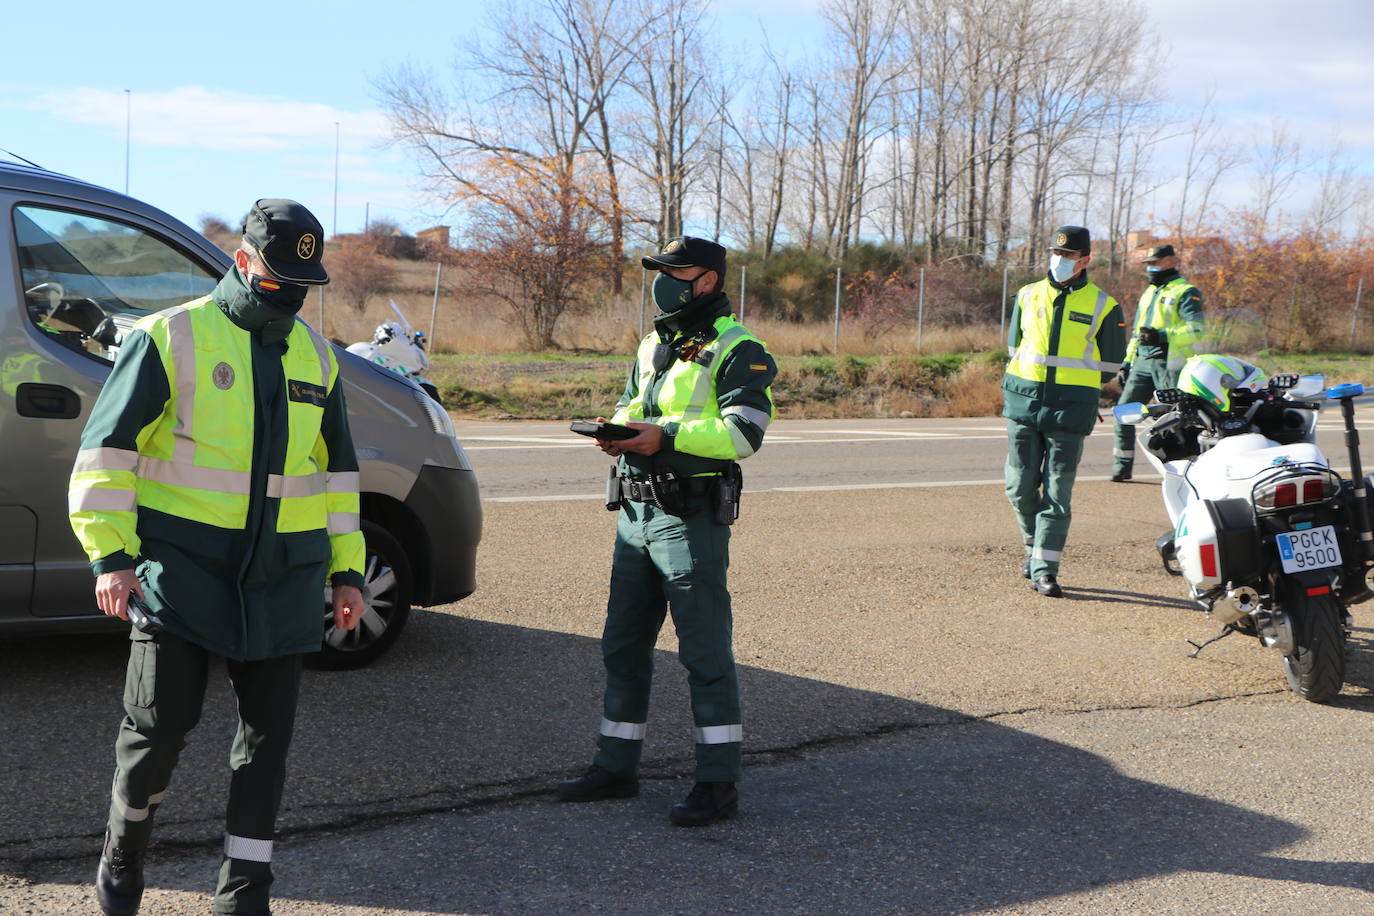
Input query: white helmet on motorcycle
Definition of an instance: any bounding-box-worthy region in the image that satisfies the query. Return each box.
[1176,355,1266,412]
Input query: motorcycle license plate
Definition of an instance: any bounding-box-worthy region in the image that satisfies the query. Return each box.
[1275,526,1342,573]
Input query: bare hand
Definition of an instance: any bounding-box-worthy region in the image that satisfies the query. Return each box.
[332,585,366,631]
[96,569,144,621]
[596,420,663,457]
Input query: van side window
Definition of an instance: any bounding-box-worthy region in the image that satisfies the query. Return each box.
[14,206,217,363]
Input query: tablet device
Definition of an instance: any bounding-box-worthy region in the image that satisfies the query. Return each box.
[570,420,639,441]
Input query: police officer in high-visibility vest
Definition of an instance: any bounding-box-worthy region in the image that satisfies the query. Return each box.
[1111,243,1206,481]
[1004,225,1126,597]
[556,236,777,826]
[70,200,367,916]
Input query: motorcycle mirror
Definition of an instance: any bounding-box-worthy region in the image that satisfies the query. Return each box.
[1327,382,1366,400]
[1287,375,1325,398]
[1113,402,1148,425]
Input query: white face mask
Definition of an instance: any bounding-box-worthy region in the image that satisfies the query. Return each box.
[1049,253,1079,284]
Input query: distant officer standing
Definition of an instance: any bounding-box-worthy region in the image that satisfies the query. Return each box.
[1004,226,1127,597]
[1111,244,1206,481]
[70,200,367,916]
[557,236,777,826]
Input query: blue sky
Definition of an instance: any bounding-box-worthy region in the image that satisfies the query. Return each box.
[3,0,1370,241]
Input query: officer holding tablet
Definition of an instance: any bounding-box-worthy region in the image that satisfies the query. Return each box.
[559,236,776,826]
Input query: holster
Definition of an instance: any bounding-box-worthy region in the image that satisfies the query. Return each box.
[605,466,624,512]
[713,462,743,526]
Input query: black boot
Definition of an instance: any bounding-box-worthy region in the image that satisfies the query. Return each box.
[556,764,639,802]
[669,782,738,827]
[1111,468,1132,482]
[96,830,145,916]
[1031,575,1063,598]
[1021,559,1031,579]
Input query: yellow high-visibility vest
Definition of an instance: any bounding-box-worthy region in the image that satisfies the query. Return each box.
[1007,279,1121,389]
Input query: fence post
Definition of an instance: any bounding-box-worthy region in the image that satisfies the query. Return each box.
[833,268,842,353]
[1000,266,1009,341]
[740,265,747,325]
[1351,277,1365,349]
[428,261,442,345]
[917,267,925,351]
[638,269,647,339]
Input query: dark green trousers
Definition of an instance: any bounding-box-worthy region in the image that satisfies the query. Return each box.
[1113,358,1175,473]
[108,629,302,915]
[1005,421,1086,580]
[593,497,742,783]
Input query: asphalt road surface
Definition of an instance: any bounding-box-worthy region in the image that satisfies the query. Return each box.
[6,415,1374,914]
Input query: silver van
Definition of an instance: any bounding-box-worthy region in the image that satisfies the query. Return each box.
[0,160,481,667]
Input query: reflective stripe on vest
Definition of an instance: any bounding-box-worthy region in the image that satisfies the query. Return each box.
[1007,282,1119,388]
[133,298,337,532]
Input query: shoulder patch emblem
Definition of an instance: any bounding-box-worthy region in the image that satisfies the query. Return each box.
[288,379,328,407]
[212,362,235,390]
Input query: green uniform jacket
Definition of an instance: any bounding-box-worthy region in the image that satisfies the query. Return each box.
[71,270,365,660]
[1003,271,1127,437]
[612,293,777,478]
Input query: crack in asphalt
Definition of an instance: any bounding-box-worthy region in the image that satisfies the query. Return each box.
[0,686,1292,869]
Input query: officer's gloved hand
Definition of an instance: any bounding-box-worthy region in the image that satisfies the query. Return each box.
[1115,364,1131,387]
[1137,326,1165,347]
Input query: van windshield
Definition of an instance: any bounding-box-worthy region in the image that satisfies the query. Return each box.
[15,205,218,362]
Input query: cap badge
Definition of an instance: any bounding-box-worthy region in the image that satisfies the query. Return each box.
[213,362,236,391]
[297,233,317,260]
[663,239,684,254]
[1055,231,1068,247]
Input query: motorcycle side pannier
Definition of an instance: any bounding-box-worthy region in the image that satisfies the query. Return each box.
[1206,498,1264,585]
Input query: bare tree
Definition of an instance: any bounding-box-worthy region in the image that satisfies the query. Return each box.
[325,237,398,314]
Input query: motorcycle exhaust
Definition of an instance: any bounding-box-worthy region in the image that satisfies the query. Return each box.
[1213,586,1261,625]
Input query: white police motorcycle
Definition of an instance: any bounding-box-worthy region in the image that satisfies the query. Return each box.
[1115,355,1374,702]
[346,300,441,403]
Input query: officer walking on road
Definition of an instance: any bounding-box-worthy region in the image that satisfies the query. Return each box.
[1004,226,1127,597]
[69,199,367,916]
[1111,244,1206,481]
[556,236,777,826]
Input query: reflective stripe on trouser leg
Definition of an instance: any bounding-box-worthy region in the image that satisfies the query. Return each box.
[1030,430,1086,579]
[1005,420,1046,551]
[653,503,741,783]
[595,500,670,778]
[1114,365,1158,471]
[110,632,211,850]
[213,652,302,916]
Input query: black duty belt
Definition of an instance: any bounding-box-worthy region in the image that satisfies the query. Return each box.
[620,475,716,503]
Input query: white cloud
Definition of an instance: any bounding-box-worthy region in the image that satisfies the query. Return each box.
[34,86,391,153]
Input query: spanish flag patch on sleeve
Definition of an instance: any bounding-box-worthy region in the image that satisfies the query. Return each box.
[750,363,768,371]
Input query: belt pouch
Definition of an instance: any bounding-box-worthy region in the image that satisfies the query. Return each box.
[605,465,624,511]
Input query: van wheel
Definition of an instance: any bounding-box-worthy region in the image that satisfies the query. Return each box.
[306,520,412,670]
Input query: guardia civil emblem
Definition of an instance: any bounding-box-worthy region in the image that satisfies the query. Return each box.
[213,362,235,390]
[663,238,684,254]
[297,233,317,260]
[1055,231,1068,248]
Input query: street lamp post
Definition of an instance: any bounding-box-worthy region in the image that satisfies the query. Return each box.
[123,89,131,194]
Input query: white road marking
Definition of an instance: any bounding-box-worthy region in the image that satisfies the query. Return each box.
[485,473,1161,503]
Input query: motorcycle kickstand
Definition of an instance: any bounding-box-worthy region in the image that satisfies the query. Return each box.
[1187,624,1237,658]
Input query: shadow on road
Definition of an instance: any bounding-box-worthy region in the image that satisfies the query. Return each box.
[1062,585,1198,611]
[2,611,1372,913]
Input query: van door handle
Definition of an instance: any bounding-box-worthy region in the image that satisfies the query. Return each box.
[16,383,81,419]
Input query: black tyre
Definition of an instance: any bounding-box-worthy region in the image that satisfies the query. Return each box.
[306,520,413,670]
[1279,584,1346,703]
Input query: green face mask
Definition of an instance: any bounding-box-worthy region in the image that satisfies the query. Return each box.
[652,271,706,313]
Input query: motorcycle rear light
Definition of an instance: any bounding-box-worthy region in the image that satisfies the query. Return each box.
[1302,479,1326,503]
[1274,483,1297,507]
[1307,585,1331,596]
